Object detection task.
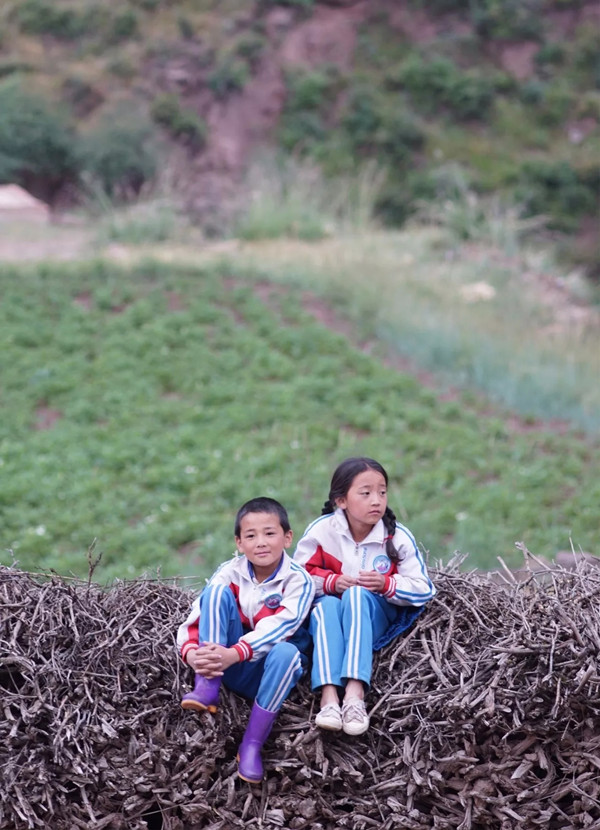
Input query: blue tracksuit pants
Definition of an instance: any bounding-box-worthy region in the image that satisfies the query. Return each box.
[197,584,306,713]
[309,586,398,690]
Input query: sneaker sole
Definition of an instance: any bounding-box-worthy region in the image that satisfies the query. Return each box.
[181,700,218,714]
[315,720,343,731]
[342,722,369,736]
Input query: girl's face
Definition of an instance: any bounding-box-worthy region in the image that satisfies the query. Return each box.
[336,469,387,539]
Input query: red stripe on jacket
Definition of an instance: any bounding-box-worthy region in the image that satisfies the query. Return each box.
[304,544,343,594]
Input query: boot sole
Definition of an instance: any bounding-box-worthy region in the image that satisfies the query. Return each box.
[236,756,262,785]
[181,700,218,714]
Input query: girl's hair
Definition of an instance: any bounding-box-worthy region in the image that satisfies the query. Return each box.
[321,457,401,563]
[234,496,291,537]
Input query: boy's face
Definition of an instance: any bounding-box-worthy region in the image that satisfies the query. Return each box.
[235,511,293,579]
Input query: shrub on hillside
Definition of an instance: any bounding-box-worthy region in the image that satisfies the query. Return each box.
[207,56,250,99]
[0,77,78,201]
[131,0,161,9]
[534,41,566,74]
[408,0,544,40]
[78,115,158,200]
[150,93,207,151]
[516,159,599,231]
[377,111,425,166]
[470,0,543,41]
[258,0,314,8]
[390,55,495,120]
[105,8,139,45]
[233,32,267,69]
[341,85,384,152]
[13,0,103,40]
[519,79,574,126]
[279,67,343,153]
[571,24,600,89]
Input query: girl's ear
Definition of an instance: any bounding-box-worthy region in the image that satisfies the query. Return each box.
[335,496,347,510]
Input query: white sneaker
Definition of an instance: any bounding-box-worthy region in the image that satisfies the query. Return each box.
[315,702,342,731]
[342,697,370,735]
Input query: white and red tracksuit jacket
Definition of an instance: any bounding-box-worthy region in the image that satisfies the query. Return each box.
[177,552,315,663]
[293,508,436,606]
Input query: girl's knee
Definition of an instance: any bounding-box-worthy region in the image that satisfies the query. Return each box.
[340,585,369,605]
[312,595,342,620]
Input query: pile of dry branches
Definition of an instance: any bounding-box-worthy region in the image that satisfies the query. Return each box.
[1,557,599,830]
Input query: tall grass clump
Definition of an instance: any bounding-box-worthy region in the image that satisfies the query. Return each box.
[235,155,385,240]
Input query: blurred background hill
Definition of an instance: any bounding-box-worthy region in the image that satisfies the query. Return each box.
[0,0,598,273]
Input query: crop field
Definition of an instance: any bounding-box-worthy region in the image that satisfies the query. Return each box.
[1,257,598,582]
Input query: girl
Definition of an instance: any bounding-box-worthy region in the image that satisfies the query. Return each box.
[293,457,435,735]
[177,496,315,783]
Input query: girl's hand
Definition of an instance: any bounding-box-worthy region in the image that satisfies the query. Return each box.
[335,574,359,593]
[358,570,386,592]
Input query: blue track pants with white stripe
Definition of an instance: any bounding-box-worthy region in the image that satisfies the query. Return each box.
[198,584,306,713]
[309,586,398,690]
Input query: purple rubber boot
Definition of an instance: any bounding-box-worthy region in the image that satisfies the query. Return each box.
[237,703,278,784]
[181,674,221,713]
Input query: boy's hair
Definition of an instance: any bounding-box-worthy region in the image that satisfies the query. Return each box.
[234,497,291,537]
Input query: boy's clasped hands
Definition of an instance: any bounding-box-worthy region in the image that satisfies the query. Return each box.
[186,643,240,678]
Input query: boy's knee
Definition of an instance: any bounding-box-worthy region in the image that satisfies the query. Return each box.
[270,641,300,664]
[199,584,237,620]
[202,584,235,603]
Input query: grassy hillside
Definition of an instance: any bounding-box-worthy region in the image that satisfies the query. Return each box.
[1,257,598,582]
[0,0,598,273]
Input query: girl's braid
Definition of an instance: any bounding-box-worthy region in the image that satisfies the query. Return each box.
[321,499,335,515]
[383,507,401,563]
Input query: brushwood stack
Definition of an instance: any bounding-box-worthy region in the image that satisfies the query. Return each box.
[1,560,598,830]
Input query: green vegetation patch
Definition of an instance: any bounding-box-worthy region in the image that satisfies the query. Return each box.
[0,260,597,583]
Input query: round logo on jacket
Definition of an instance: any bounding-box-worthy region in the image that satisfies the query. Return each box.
[264,593,283,609]
[373,554,391,574]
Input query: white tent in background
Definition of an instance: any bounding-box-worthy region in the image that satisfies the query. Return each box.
[0,184,50,223]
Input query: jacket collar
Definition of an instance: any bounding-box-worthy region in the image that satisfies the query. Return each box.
[332,507,385,545]
[245,552,287,583]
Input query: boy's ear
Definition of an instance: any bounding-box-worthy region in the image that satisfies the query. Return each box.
[283,529,293,548]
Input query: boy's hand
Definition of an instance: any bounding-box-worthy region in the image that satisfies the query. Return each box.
[358,570,386,592]
[187,644,240,678]
[185,648,205,672]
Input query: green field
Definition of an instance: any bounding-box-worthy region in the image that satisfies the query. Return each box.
[1,256,598,583]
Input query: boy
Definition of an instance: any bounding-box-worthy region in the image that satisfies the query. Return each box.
[177,497,315,783]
